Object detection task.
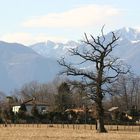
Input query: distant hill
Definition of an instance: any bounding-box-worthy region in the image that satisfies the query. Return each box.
[0,41,60,93]
[1,27,140,93]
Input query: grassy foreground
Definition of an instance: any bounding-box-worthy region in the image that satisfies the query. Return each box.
[0,125,139,140]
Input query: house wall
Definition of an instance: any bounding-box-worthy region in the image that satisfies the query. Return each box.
[12,105,48,115]
[12,106,20,113]
[26,105,48,115]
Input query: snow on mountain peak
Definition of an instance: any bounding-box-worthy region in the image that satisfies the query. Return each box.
[115,27,140,41]
[30,40,79,59]
[30,27,140,76]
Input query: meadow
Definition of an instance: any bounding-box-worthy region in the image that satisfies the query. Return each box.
[0,124,139,140]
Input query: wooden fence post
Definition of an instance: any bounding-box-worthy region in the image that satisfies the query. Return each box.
[124,123,125,131]
[67,124,69,128]
[132,124,133,131]
[90,124,92,130]
[73,124,75,129]
[117,124,118,131]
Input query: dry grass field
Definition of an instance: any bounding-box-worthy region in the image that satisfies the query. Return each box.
[0,124,139,140]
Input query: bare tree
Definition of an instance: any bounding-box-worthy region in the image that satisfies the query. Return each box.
[58,27,129,132]
[20,81,41,100]
[134,77,140,110]
[111,74,140,111]
[70,81,87,108]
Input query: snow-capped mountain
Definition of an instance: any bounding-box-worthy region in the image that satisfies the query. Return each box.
[1,27,140,93]
[30,40,80,59]
[0,41,60,93]
[31,27,140,74]
[113,27,140,74]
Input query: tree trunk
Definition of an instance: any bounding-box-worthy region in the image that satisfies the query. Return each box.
[95,95,107,133]
[96,117,107,133]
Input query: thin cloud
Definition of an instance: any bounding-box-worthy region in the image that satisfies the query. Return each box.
[0,32,68,45]
[22,4,120,28]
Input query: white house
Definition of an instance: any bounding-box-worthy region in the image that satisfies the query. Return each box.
[12,105,21,113]
[12,98,49,115]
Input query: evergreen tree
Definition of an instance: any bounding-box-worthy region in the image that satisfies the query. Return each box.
[55,82,72,112]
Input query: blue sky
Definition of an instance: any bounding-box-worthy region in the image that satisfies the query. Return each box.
[0,0,139,45]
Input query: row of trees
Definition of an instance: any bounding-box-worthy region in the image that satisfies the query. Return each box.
[0,74,140,127]
[0,81,90,124]
[109,73,140,111]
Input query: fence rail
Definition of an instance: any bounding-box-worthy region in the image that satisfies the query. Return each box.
[0,123,140,132]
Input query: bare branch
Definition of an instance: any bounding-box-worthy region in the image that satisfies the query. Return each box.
[101,25,106,45]
[58,27,129,132]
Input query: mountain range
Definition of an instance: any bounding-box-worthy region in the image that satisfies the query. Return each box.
[0,27,140,93]
[31,27,140,74]
[0,41,60,93]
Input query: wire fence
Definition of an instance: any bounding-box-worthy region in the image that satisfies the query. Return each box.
[0,122,140,132]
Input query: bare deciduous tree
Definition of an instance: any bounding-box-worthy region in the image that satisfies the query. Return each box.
[17,81,55,106]
[58,27,129,133]
[110,74,140,111]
